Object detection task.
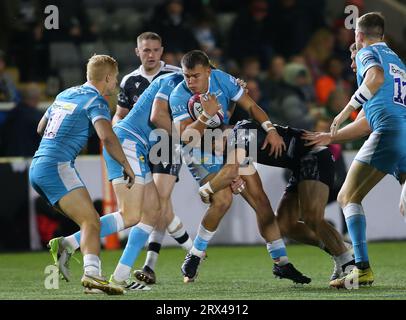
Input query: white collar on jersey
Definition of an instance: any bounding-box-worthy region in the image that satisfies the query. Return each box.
[205,74,212,94]
[83,82,101,95]
[370,42,387,47]
[139,61,165,82]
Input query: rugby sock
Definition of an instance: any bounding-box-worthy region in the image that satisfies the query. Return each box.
[343,203,370,269]
[83,254,101,276]
[63,212,124,251]
[145,230,165,271]
[113,223,153,282]
[190,224,215,258]
[266,239,289,266]
[334,250,355,272]
[167,215,193,251]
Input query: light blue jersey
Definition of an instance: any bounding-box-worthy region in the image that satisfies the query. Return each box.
[169,69,244,183]
[170,69,244,125]
[115,72,184,147]
[34,83,111,161]
[355,42,406,176]
[103,72,184,183]
[30,82,111,205]
[356,42,406,132]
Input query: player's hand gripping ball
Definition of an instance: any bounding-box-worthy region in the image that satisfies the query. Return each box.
[187,94,224,128]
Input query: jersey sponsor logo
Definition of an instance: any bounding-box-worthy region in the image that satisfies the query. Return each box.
[53,101,78,113]
[135,82,141,89]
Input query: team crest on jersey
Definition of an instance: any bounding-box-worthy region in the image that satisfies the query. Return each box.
[139,155,145,163]
[133,95,139,103]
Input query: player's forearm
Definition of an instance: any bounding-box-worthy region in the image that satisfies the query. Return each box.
[181,116,210,146]
[331,117,371,143]
[209,164,239,193]
[151,112,172,134]
[37,116,48,136]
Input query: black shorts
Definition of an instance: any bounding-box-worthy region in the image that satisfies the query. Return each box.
[149,135,182,180]
[151,162,182,178]
[285,147,335,193]
[228,120,335,191]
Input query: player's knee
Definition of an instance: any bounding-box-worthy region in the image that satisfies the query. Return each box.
[223,163,239,180]
[337,189,356,208]
[211,192,233,213]
[122,214,141,228]
[81,215,100,233]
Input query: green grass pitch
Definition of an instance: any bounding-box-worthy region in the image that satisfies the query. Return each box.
[1,242,406,300]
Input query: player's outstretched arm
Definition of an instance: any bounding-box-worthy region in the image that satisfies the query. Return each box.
[236,92,286,158]
[331,66,384,136]
[303,115,371,146]
[94,119,135,189]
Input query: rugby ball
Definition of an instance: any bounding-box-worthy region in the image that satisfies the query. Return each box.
[187,94,224,128]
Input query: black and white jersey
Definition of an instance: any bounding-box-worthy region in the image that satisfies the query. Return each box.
[117,61,181,110]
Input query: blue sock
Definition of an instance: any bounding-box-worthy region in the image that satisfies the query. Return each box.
[266,239,288,265]
[72,212,123,245]
[193,236,209,252]
[343,204,369,266]
[119,223,152,267]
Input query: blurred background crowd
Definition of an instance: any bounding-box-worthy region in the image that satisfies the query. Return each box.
[0,0,405,158]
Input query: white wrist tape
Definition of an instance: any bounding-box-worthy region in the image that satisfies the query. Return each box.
[400,183,406,215]
[350,83,373,109]
[199,181,214,197]
[261,120,275,132]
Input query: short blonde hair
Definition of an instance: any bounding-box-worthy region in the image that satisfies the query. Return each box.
[86,54,118,82]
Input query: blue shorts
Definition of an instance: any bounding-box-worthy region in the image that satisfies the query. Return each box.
[29,157,85,205]
[355,130,406,177]
[103,127,152,185]
[183,149,224,185]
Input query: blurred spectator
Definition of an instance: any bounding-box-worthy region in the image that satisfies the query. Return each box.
[0,83,43,156]
[192,9,223,62]
[227,0,273,68]
[303,28,335,81]
[315,56,351,105]
[333,26,355,83]
[239,56,262,81]
[262,55,286,102]
[0,51,19,103]
[230,79,270,124]
[270,0,327,58]
[145,0,199,60]
[268,63,316,130]
[5,0,49,82]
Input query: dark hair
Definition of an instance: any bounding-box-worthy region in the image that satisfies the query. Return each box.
[181,50,210,69]
[357,12,384,39]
